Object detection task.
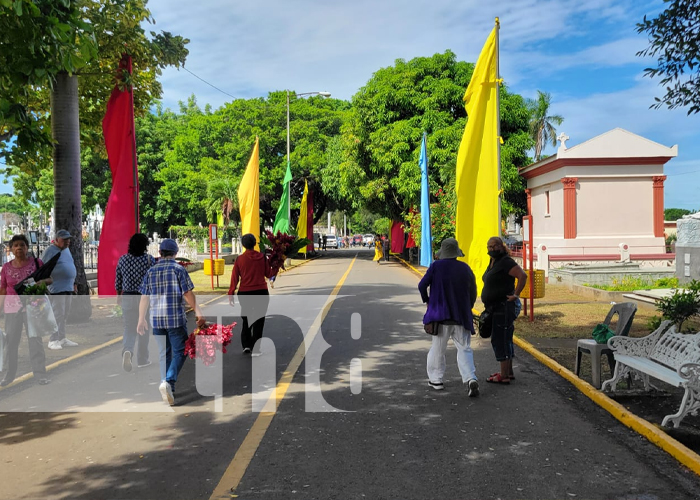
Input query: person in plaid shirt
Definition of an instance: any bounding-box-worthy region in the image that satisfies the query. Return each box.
[137,239,206,406]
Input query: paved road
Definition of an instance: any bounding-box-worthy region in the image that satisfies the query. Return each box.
[1,250,699,499]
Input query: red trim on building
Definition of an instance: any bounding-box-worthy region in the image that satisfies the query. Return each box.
[652,175,666,238]
[548,253,674,261]
[549,254,619,261]
[525,188,532,215]
[520,156,674,180]
[630,253,674,260]
[561,177,578,240]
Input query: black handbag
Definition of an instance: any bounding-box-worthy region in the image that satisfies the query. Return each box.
[13,252,61,295]
[475,309,492,339]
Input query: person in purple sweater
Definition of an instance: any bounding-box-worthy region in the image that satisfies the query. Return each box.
[418,237,479,396]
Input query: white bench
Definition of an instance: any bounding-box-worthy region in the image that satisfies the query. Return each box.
[601,320,700,428]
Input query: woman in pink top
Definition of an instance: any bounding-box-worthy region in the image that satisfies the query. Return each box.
[0,235,51,386]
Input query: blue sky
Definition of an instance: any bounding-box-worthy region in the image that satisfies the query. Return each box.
[7,0,699,210]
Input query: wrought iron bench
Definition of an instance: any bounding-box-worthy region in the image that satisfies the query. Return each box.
[601,321,700,428]
[602,321,700,427]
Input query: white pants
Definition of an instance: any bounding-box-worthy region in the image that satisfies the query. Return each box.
[427,324,477,384]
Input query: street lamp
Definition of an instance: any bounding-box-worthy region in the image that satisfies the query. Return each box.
[286,90,331,223]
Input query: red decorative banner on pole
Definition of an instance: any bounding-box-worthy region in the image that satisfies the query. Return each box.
[98,55,139,296]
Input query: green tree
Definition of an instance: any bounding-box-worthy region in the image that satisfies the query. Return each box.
[637,0,700,114]
[1,0,188,320]
[664,207,694,221]
[322,51,534,223]
[0,193,32,215]
[153,92,350,231]
[528,90,563,161]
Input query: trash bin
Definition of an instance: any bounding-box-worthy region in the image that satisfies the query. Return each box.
[517,269,545,299]
[204,258,225,276]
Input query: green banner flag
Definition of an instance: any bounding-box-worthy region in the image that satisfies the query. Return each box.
[272,161,293,234]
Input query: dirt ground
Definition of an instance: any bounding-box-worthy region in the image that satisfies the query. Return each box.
[514,284,700,453]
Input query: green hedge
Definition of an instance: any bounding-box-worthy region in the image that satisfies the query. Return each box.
[169,225,239,241]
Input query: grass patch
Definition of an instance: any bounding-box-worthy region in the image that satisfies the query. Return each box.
[187,257,311,292]
[516,284,666,340]
[583,276,679,292]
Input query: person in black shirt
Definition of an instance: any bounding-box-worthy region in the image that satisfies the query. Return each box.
[115,233,156,371]
[481,236,527,384]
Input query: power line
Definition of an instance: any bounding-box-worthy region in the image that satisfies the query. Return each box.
[667,169,700,177]
[181,67,238,100]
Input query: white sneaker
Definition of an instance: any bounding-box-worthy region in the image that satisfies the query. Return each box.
[122,351,132,372]
[467,379,480,397]
[48,341,63,350]
[159,381,174,406]
[428,381,444,391]
[60,338,79,347]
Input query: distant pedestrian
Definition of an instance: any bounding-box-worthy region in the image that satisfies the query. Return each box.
[382,235,390,262]
[42,229,78,350]
[418,237,479,396]
[322,235,327,251]
[228,233,273,356]
[115,233,156,372]
[482,236,527,385]
[0,235,50,386]
[373,235,383,264]
[137,239,206,405]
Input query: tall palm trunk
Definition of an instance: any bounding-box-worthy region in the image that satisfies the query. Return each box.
[51,72,91,321]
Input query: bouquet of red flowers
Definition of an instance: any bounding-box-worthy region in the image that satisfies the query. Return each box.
[260,230,311,274]
[184,323,236,366]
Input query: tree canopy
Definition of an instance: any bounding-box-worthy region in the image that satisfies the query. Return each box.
[637,0,700,114]
[322,51,534,222]
[665,207,695,221]
[1,0,189,200]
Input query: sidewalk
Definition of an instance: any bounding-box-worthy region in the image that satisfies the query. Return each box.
[0,297,124,389]
[1,254,321,389]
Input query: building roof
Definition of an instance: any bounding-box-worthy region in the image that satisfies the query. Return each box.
[520,128,678,180]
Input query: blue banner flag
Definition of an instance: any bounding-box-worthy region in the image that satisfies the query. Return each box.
[419,133,433,267]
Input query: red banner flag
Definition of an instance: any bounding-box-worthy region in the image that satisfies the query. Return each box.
[98,55,138,296]
[391,220,405,254]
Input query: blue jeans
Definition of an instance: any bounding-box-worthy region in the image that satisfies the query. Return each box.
[153,326,189,390]
[121,294,150,365]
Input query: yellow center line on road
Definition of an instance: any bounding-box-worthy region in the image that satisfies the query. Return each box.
[209,255,357,499]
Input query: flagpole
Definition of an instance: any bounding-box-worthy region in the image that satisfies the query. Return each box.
[130,74,139,234]
[495,17,502,238]
[286,90,291,226]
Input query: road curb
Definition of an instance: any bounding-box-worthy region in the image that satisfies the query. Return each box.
[394,254,700,477]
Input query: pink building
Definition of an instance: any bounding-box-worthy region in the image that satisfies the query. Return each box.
[519,128,677,259]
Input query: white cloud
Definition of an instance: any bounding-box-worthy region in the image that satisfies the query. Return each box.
[147,0,647,106]
[144,0,698,208]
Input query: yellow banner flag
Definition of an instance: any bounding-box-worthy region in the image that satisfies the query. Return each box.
[238,137,260,250]
[296,180,309,253]
[455,24,500,293]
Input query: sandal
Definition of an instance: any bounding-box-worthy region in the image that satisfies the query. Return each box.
[486,373,511,384]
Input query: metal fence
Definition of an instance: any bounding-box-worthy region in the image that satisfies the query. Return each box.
[1,241,99,269]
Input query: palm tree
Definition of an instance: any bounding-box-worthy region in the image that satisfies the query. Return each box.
[528,91,564,161]
[51,72,91,321]
[207,178,240,226]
